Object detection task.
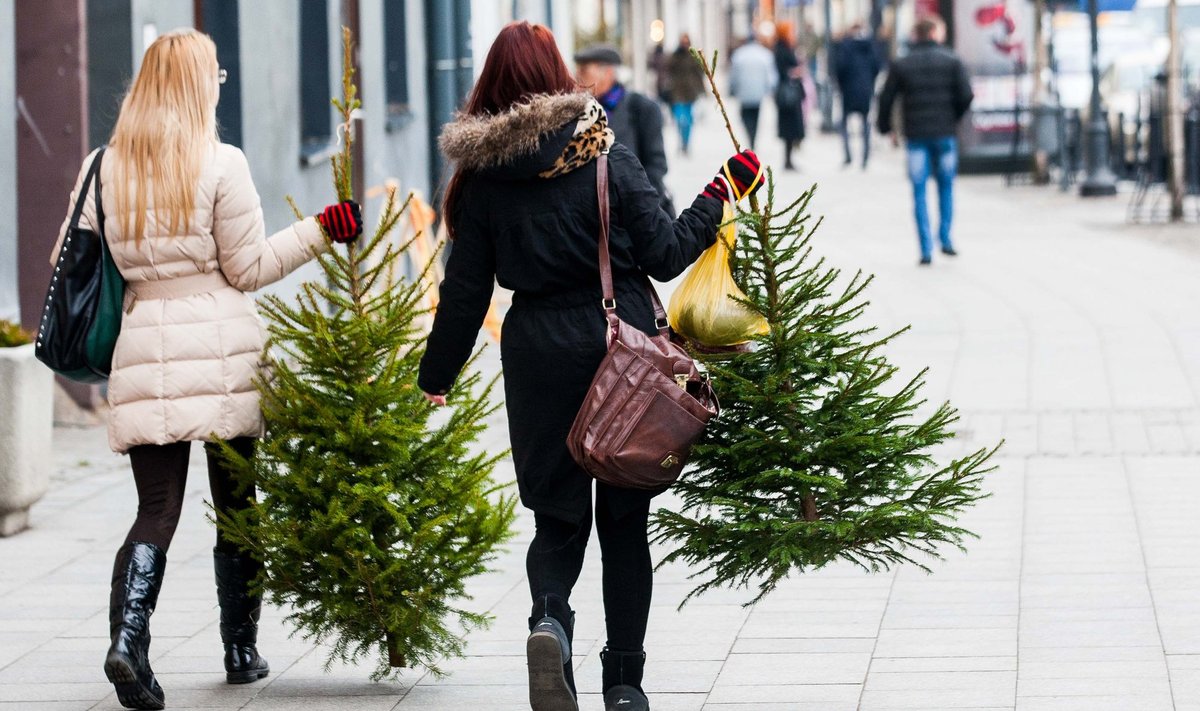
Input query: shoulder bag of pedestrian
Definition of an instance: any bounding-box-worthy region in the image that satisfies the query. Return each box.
[35,147,126,383]
[777,77,804,109]
[567,151,720,490]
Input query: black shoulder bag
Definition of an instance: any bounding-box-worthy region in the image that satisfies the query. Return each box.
[35,147,126,383]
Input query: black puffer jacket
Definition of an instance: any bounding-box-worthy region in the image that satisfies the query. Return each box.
[876,41,974,140]
[419,92,722,523]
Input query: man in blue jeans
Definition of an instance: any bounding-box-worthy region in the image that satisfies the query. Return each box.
[877,16,974,265]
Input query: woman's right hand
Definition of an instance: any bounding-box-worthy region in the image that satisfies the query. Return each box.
[701,150,765,204]
[423,392,447,407]
[316,200,363,243]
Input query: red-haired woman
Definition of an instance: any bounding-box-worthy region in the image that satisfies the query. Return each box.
[419,22,763,711]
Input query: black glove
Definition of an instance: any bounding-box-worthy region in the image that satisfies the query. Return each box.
[702,149,765,203]
[315,200,363,244]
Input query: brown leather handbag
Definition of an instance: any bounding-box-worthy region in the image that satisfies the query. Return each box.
[567,152,720,490]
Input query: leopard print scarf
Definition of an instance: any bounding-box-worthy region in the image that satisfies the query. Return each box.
[538,99,616,179]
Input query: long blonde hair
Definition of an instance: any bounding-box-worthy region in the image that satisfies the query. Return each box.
[109,29,220,242]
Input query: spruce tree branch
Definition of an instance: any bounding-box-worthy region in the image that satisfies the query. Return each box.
[690,48,761,215]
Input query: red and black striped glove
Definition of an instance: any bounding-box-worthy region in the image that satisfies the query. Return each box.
[702,149,765,203]
[315,200,363,244]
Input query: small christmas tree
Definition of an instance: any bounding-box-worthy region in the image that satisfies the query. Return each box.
[652,51,999,605]
[215,29,516,678]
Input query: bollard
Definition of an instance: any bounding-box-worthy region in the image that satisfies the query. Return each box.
[1186,108,1200,195]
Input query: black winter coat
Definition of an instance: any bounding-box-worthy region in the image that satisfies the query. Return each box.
[877,42,974,140]
[606,87,675,216]
[834,37,882,115]
[774,42,806,142]
[420,93,723,524]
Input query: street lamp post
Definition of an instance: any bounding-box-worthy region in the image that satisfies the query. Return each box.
[1079,0,1118,196]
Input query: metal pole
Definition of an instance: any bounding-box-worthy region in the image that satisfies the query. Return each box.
[821,0,836,131]
[426,0,457,196]
[454,0,473,104]
[1079,0,1117,196]
[1167,0,1185,219]
[631,0,649,93]
[1031,0,1051,183]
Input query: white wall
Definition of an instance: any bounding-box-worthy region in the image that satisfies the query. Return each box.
[472,0,577,77]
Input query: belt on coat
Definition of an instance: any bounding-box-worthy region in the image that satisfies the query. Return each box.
[126,271,232,303]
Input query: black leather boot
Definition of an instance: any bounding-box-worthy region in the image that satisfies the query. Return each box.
[104,542,166,711]
[527,594,578,711]
[213,548,270,684]
[602,647,649,711]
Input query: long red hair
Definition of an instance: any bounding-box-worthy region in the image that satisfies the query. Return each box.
[442,22,577,235]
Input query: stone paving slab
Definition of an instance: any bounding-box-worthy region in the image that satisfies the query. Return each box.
[3,102,1200,710]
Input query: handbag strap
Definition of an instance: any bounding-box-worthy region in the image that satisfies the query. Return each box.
[93,147,106,237]
[595,152,670,340]
[69,147,105,231]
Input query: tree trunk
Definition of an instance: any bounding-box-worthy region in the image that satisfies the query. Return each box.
[387,632,405,668]
[1168,0,1186,220]
[802,494,819,522]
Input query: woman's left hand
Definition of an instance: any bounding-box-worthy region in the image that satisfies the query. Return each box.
[423,392,447,406]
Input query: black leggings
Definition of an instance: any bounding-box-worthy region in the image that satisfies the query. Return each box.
[124,437,256,553]
[525,489,653,652]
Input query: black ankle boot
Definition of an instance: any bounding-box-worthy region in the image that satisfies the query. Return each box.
[601,647,649,711]
[527,594,578,711]
[104,542,166,711]
[213,548,270,684]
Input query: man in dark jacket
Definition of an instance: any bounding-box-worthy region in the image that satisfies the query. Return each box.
[834,23,882,168]
[877,16,974,265]
[576,44,675,215]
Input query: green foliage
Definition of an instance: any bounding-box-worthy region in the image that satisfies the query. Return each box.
[0,319,31,347]
[654,176,998,606]
[654,50,999,607]
[215,28,516,679]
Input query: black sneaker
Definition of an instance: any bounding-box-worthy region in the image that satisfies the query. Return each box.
[919,257,932,266]
[941,247,958,256]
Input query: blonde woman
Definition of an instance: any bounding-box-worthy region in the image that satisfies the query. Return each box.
[49,30,361,710]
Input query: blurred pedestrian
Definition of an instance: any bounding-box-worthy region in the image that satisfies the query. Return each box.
[665,34,706,155]
[576,44,674,214]
[877,16,974,265]
[773,22,807,171]
[650,42,671,105]
[49,29,362,710]
[834,22,882,168]
[729,35,778,150]
[424,21,761,711]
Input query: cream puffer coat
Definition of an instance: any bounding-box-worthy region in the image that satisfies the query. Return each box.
[50,143,328,453]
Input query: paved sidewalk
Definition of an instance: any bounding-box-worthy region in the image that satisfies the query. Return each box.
[3,103,1200,710]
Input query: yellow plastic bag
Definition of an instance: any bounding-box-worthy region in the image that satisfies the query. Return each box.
[667,204,770,347]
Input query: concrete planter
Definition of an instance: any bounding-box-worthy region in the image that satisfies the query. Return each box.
[0,344,53,535]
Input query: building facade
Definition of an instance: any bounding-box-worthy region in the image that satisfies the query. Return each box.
[2,0,589,406]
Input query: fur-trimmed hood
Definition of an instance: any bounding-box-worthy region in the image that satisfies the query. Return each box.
[439,92,594,178]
